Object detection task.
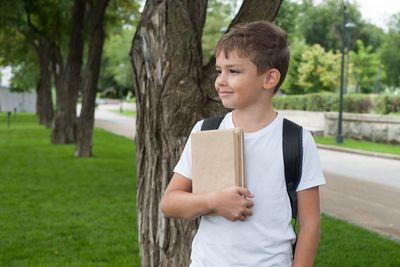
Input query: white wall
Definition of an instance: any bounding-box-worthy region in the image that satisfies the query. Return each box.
[0,87,36,112]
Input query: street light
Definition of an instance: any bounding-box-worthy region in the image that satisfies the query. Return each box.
[336,1,349,144]
[344,22,356,94]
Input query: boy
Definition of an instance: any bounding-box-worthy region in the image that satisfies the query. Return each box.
[160,21,325,267]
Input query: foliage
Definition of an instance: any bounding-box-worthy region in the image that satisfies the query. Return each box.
[349,40,381,93]
[202,0,236,64]
[0,0,71,93]
[0,23,39,92]
[0,114,140,266]
[0,0,141,96]
[297,44,341,93]
[97,0,141,97]
[9,58,39,92]
[274,0,303,42]
[99,26,136,97]
[380,12,400,89]
[273,93,400,114]
[299,0,363,51]
[281,40,309,95]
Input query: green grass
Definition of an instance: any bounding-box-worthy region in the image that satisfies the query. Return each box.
[1,113,400,266]
[111,110,136,117]
[315,135,400,155]
[315,214,400,266]
[0,113,140,266]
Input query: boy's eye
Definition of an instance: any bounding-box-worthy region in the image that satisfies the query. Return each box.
[229,69,240,74]
[215,69,222,74]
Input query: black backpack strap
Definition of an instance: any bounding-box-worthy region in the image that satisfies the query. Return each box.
[282,118,303,219]
[201,116,225,131]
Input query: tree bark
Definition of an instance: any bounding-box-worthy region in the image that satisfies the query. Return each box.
[75,0,109,157]
[130,1,282,266]
[24,8,54,128]
[36,42,54,128]
[51,0,85,144]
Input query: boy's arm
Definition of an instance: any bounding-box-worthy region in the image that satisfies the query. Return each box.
[292,186,321,267]
[160,173,254,221]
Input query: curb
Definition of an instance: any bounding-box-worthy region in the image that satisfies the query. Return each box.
[317,144,400,161]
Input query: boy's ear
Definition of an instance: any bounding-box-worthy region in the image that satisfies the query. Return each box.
[263,68,281,91]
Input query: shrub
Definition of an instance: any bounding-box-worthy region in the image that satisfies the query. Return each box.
[274,93,399,114]
[306,93,338,111]
[343,94,373,113]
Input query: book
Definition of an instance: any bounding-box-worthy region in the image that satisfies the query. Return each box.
[191,128,245,194]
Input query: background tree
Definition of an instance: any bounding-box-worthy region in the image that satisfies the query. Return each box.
[51,0,85,144]
[349,40,381,93]
[130,0,282,266]
[380,12,400,90]
[98,1,141,99]
[100,27,136,98]
[274,0,303,42]
[0,0,60,127]
[201,0,236,64]
[75,0,110,157]
[297,44,341,93]
[280,40,309,94]
[299,0,363,51]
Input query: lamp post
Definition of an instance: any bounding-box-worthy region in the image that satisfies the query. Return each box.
[344,22,356,94]
[336,1,348,144]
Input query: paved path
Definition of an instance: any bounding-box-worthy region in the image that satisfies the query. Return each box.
[94,105,136,140]
[94,105,400,241]
[318,148,400,240]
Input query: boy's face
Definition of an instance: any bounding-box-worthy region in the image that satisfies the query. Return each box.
[215,50,270,110]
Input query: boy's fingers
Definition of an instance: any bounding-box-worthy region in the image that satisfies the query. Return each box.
[246,199,254,208]
[236,187,255,198]
[243,208,253,216]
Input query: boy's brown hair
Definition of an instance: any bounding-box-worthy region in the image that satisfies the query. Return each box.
[215,21,290,93]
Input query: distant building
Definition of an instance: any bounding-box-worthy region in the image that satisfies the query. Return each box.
[0,86,36,112]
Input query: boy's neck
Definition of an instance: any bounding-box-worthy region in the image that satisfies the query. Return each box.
[232,106,277,133]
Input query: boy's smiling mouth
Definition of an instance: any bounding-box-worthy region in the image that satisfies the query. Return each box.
[218,90,234,97]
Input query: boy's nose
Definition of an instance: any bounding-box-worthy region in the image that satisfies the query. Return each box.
[216,73,227,86]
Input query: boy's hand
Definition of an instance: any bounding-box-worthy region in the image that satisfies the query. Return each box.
[210,186,255,222]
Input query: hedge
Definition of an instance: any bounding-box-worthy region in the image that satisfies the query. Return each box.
[273,93,400,114]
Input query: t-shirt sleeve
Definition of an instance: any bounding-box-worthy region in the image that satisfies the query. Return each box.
[173,120,203,180]
[296,129,326,192]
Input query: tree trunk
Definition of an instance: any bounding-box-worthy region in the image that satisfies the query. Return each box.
[75,0,109,157]
[130,1,282,266]
[36,42,54,128]
[51,0,85,144]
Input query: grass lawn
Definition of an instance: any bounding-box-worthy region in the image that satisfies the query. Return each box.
[314,135,400,155]
[111,110,136,117]
[0,113,140,266]
[316,214,400,266]
[1,113,400,266]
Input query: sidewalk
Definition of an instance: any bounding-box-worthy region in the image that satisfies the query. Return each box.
[94,106,400,241]
[94,105,136,140]
[318,149,400,241]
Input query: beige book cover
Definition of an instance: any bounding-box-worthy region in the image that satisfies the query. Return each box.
[191,128,245,194]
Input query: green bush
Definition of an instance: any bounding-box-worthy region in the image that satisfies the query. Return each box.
[274,95,307,110]
[305,93,338,111]
[274,93,399,114]
[374,95,389,114]
[343,94,373,113]
[385,95,400,114]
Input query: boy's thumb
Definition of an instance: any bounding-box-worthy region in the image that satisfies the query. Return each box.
[237,187,255,198]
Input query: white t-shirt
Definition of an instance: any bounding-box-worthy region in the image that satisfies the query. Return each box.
[174,112,325,267]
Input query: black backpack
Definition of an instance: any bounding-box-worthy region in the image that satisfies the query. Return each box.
[200,116,303,220]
